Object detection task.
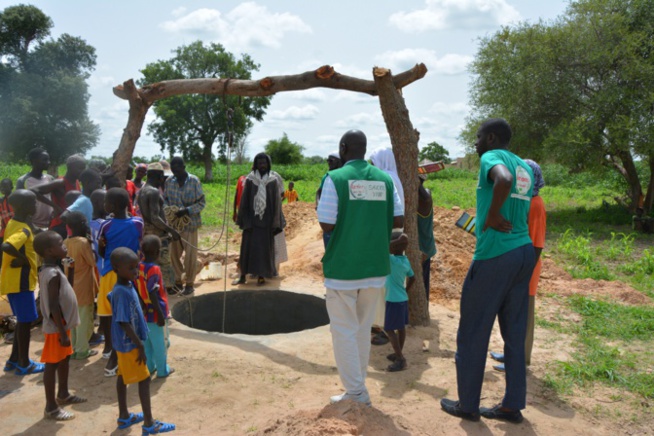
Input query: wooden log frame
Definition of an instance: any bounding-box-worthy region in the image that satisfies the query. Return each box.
[374,67,429,326]
[112,63,430,326]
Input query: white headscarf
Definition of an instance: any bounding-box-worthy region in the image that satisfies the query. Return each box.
[369,146,404,206]
[247,153,282,219]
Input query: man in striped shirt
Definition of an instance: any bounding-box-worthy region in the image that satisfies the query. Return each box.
[164,157,205,296]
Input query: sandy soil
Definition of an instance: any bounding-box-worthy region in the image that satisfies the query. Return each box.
[0,202,650,435]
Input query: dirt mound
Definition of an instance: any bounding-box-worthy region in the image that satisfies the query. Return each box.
[278,203,649,307]
[430,207,476,309]
[257,401,411,436]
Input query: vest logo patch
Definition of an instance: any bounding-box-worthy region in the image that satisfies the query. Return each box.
[348,180,386,201]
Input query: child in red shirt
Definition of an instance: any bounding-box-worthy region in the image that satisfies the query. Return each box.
[136,235,174,378]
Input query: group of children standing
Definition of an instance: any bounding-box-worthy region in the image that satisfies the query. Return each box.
[0,151,176,434]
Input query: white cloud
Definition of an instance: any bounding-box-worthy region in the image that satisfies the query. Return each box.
[389,0,522,32]
[286,89,327,103]
[268,104,320,121]
[375,49,472,75]
[428,101,468,115]
[160,3,311,51]
[335,111,383,128]
[88,74,116,89]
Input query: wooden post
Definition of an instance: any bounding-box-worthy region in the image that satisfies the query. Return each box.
[374,67,429,327]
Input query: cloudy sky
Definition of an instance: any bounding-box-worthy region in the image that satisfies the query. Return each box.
[6,0,569,160]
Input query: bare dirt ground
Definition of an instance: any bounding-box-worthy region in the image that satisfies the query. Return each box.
[1,202,651,435]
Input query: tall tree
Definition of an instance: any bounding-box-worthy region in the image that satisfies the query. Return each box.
[264,133,304,165]
[419,141,451,164]
[0,4,99,169]
[464,0,654,215]
[139,41,271,181]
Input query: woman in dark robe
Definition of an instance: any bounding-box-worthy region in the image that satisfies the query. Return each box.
[233,153,283,285]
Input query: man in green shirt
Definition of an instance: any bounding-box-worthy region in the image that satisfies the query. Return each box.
[441,118,535,424]
[317,130,404,407]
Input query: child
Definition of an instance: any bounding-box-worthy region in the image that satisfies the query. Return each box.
[109,247,175,434]
[1,189,44,375]
[0,178,15,264]
[34,230,86,420]
[385,232,415,372]
[98,188,143,376]
[282,181,299,203]
[64,212,99,360]
[136,235,174,378]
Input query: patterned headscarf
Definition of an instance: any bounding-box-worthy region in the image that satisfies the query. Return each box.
[524,159,545,197]
[248,153,282,219]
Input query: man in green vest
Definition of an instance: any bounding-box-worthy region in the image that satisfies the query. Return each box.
[440,118,535,424]
[317,129,404,406]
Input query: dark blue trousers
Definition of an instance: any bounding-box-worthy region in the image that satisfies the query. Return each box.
[456,243,535,412]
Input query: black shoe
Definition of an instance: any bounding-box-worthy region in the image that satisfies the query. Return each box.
[480,405,524,423]
[440,398,480,422]
[182,286,194,296]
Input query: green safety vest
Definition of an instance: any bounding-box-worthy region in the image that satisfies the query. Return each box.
[322,160,395,280]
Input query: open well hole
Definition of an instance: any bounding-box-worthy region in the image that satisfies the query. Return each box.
[172,290,329,335]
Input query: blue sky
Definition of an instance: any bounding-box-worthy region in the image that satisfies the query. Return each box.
[3,0,570,161]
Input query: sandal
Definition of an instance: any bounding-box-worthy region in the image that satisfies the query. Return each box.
[104,365,118,377]
[15,361,45,375]
[371,332,389,346]
[386,353,397,362]
[142,420,176,435]
[387,358,407,372]
[44,407,75,421]
[4,359,17,371]
[117,412,144,429]
[232,277,246,285]
[156,367,175,379]
[102,351,112,359]
[57,394,88,405]
[72,349,99,360]
[257,277,265,286]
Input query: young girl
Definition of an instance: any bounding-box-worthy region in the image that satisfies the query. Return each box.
[34,230,86,420]
[64,211,99,360]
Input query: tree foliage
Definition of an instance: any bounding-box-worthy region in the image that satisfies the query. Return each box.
[139,41,271,181]
[464,0,654,214]
[264,133,304,165]
[0,4,99,167]
[419,141,451,164]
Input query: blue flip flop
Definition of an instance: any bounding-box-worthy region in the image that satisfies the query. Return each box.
[117,412,144,429]
[142,420,176,435]
[4,360,17,371]
[14,360,45,375]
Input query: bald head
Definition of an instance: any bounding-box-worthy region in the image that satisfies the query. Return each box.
[339,130,367,163]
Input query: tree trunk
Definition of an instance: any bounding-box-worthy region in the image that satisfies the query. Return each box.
[110,79,150,185]
[616,149,643,214]
[643,155,654,216]
[203,141,214,182]
[374,67,429,327]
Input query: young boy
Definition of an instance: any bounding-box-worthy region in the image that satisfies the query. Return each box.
[1,189,44,375]
[136,235,174,378]
[109,247,175,434]
[98,188,143,376]
[0,178,15,264]
[64,212,99,360]
[34,230,86,420]
[282,181,299,203]
[385,232,415,372]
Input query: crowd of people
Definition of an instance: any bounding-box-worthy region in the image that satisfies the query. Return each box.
[0,117,548,430]
[0,151,207,433]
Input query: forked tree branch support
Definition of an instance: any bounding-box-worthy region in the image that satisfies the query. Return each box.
[113,64,427,103]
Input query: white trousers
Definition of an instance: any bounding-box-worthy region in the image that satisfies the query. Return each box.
[325,286,383,395]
